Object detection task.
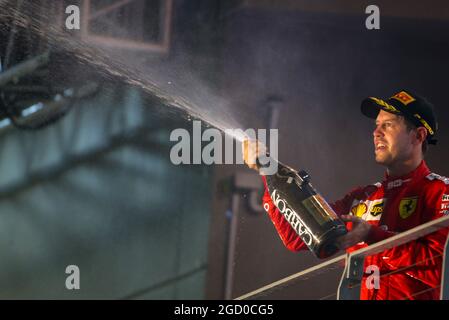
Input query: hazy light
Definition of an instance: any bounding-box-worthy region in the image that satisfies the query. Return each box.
[22,102,44,117]
[0,118,11,128]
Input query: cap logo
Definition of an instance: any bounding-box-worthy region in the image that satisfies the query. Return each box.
[370,97,400,113]
[391,91,416,106]
[413,113,434,135]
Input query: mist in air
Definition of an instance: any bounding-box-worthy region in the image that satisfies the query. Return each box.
[0,0,253,144]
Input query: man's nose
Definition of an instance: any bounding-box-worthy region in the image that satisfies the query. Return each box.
[373,125,383,138]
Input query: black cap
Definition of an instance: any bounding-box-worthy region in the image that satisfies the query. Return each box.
[361,90,438,145]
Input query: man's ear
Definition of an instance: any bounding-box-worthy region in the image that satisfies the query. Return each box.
[416,127,428,144]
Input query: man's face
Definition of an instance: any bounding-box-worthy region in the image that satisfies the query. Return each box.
[373,110,415,166]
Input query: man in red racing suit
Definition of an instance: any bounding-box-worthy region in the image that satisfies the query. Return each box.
[244,90,449,300]
[262,161,449,299]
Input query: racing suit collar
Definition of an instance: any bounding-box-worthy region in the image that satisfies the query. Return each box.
[383,160,430,189]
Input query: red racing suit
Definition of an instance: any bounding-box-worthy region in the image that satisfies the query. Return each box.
[262,161,449,300]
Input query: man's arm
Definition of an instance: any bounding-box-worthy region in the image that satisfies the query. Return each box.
[243,138,364,252]
[262,176,307,251]
[262,176,367,252]
[242,139,305,251]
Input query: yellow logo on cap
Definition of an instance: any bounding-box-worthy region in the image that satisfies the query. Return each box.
[413,113,434,135]
[391,91,416,106]
[370,97,400,113]
[399,197,418,219]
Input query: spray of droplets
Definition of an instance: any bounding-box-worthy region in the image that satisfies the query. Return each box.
[0,0,249,142]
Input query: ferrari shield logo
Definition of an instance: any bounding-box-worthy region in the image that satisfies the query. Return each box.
[399,197,418,219]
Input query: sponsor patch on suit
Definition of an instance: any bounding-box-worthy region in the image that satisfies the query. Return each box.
[370,201,384,217]
[350,199,384,221]
[399,197,418,219]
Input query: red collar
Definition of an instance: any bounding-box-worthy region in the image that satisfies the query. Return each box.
[383,160,430,187]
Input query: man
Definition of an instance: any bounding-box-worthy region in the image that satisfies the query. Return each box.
[243,90,449,300]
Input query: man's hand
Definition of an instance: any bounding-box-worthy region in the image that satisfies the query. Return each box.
[336,215,372,250]
[242,139,267,171]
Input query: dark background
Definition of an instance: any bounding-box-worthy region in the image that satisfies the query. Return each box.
[0,0,448,299]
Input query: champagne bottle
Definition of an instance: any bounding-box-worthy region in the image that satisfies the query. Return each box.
[259,156,347,259]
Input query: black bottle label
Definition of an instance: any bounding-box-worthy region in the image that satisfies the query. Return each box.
[270,189,314,246]
[263,161,347,258]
